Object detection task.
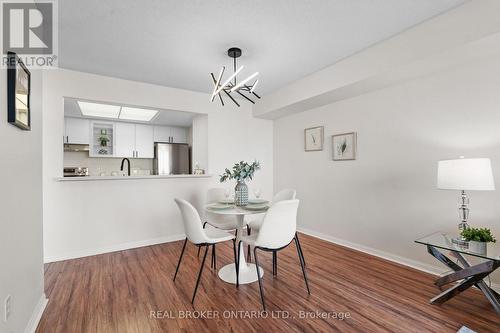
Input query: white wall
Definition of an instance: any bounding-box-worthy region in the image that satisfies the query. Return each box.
[42,69,273,262]
[0,69,46,332]
[255,0,500,119]
[274,56,500,284]
[191,114,208,171]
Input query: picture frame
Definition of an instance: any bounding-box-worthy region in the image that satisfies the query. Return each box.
[304,126,324,151]
[332,132,357,160]
[7,52,31,131]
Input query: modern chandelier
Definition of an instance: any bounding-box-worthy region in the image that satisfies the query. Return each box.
[210,47,260,107]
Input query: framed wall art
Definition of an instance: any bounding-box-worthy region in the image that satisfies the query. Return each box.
[304,126,324,151]
[332,132,357,160]
[7,52,31,131]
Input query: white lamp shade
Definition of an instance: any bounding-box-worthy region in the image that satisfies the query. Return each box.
[437,158,495,191]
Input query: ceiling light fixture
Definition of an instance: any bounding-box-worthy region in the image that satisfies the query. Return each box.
[78,101,121,118]
[210,47,260,107]
[78,101,159,122]
[119,107,159,122]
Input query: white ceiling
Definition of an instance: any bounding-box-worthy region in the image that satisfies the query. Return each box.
[59,0,466,95]
[64,98,196,127]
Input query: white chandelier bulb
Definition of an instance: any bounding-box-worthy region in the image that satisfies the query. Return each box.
[250,79,259,93]
[230,72,259,93]
[213,66,244,96]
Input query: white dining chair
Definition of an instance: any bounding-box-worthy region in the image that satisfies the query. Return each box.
[246,188,296,232]
[173,198,238,304]
[237,199,310,310]
[246,189,305,273]
[197,188,249,269]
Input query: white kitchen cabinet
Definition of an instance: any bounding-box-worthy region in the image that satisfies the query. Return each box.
[64,117,90,144]
[135,124,154,158]
[115,123,154,159]
[153,125,171,142]
[115,123,136,158]
[153,125,188,143]
[171,127,188,143]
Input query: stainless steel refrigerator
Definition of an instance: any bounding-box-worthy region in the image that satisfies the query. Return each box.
[153,143,190,175]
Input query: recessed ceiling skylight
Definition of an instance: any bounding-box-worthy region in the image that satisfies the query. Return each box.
[119,107,158,122]
[78,101,121,118]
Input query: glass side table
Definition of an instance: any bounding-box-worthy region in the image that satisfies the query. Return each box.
[415,232,500,314]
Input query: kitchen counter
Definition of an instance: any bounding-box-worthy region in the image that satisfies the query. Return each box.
[56,174,212,181]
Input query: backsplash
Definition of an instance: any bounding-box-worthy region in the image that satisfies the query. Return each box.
[64,151,153,176]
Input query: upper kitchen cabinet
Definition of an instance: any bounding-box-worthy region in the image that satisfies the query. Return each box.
[115,123,154,159]
[153,125,171,142]
[153,125,188,143]
[64,117,90,144]
[89,121,115,157]
[115,123,135,158]
[171,127,188,143]
[135,124,154,158]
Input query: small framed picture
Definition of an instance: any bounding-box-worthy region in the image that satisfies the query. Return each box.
[304,126,324,151]
[332,132,357,160]
[7,52,31,131]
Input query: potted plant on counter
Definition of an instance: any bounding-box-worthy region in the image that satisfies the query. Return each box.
[461,227,496,255]
[220,160,260,206]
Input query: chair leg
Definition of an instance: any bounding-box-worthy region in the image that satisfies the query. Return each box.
[272,251,278,277]
[295,237,310,295]
[253,248,266,311]
[232,239,238,288]
[236,241,242,287]
[211,244,216,270]
[272,251,275,276]
[198,222,208,257]
[173,238,187,281]
[247,227,252,262]
[192,245,209,304]
[295,232,306,266]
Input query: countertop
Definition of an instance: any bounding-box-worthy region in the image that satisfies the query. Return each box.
[56,174,212,181]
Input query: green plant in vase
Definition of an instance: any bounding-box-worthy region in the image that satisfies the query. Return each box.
[220,160,260,206]
[461,227,496,243]
[99,133,110,147]
[461,227,496,255]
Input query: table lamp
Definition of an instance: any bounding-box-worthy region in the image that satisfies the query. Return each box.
[437,157,495,242]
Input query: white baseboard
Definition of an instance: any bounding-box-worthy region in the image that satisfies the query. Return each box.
[24,294,48,333]
[297,227,500,293]
[44,234,186,263]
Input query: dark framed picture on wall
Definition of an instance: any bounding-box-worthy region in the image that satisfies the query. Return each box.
[7,52,31,131]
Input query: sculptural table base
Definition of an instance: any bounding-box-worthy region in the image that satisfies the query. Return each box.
[427,245,500,314]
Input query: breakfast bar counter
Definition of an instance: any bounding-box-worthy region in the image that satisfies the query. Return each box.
[56,174,212,181]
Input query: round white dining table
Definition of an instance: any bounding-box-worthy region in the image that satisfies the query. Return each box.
[204,205,267,284]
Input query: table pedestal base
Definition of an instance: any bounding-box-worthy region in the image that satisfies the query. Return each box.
[427,245,500,314]
[218,263,264,284]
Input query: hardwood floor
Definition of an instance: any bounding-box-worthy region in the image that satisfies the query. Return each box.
[36,233,499,333]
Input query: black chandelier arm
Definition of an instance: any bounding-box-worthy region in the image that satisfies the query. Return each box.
[217,93,224,106]
[236,90,255,104]
[222,90,240,107]
[243,84,261,98]
[252,91,261,99]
